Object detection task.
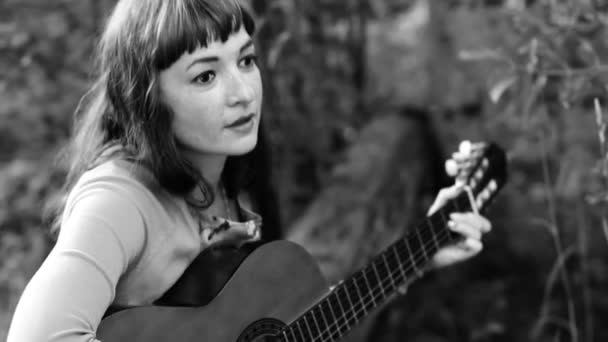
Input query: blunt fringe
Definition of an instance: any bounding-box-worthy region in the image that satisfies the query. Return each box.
[46,0,260,236]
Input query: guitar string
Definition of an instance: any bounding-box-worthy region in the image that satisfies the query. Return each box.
[306,193,480,342]
[331,230,457,342]
[282,200,461,342]
[282,195,469,341]
[282,201,466,342]
[284,225,455,342]
[284,166,500,341]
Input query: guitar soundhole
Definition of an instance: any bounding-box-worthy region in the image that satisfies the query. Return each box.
[237,318,285,342]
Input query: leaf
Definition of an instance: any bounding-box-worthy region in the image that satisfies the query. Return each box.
[489,75,517,103]
[267,31,291,69]
[457,48,503,62]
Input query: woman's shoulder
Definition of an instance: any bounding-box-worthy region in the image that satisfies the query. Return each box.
[64,159,181,224]
[78,159,159,193]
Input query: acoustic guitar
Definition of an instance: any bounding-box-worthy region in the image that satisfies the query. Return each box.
[97,141,508,342]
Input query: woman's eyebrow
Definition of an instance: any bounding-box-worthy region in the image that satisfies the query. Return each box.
[240,39,253,53]
[187,56,219,70]
[186,39,254,71]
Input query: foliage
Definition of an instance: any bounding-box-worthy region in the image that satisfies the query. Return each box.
[1,0,608,341]
[445,1,608,341]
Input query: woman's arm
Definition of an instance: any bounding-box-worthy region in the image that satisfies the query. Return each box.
[7,187,146,342]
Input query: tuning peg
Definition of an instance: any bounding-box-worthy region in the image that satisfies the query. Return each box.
[488,179,497,192]
[474,169,484,181]
[475,182,496,210]
[482,158,489,169]
[445,159,459,177]
[479,188,491,201]
[459,140,472,156]
[451,152,466,163]
[476,197,484,209]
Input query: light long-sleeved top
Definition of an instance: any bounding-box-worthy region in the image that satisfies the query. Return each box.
[7,160,262,342]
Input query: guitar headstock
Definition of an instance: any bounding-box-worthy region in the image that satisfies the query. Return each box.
[445,141,508,212]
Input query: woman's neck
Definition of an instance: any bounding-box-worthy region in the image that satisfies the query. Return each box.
[183,151,227,195]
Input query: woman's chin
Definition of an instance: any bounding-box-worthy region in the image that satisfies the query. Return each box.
[227,134,258,156]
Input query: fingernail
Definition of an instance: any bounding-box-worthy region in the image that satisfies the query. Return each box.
[448,220,455,228]
[449,213,460,219]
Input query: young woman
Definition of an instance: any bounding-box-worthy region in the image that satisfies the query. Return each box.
[7,0,491,341]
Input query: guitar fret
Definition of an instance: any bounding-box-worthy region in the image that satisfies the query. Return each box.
[303,315,314,340]
[371,261,385,298]
[431,212,445,250]
[381,252,396,291]
[283,328,293,342]
[325,298,341,339]
[404,236,423,277]
[295,320,305,342]
[319,301,335,341]
[310,308,321,339]
[366,263,379,289]
[361,269,376,307]
[334,286,347,327]
[341,283,359,323]
[393,244,407,284]
[334,291,349,340]
[415,227,429,262]
[352,275,368,315]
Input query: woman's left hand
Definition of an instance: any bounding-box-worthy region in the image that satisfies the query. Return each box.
[426,184,492,269]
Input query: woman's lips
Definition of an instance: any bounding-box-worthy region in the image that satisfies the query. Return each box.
[226,113,255,128]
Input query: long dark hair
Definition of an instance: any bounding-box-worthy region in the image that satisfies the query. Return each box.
[47,0,281,239]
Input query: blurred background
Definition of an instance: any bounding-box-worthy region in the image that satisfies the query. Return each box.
[1,0,608,341]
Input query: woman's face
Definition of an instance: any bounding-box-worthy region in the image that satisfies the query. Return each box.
[159,27,262,157]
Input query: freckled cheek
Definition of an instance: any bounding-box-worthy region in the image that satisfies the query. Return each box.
[253,74,263,103]
[255,86,263,105]
[172,96,224,145]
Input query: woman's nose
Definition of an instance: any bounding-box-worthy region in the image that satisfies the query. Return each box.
[226,71,255,107]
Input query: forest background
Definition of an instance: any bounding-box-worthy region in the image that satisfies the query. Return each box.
[1,0,608,341]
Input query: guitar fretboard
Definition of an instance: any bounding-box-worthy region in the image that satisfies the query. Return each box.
[280,193,471,342]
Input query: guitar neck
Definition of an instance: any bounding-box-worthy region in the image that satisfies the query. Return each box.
[280,193,472,342]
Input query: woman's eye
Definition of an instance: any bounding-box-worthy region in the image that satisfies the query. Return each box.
[239,54,258,68]
[193,71,216,85]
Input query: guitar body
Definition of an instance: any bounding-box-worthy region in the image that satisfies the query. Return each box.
[97,240,330,342]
